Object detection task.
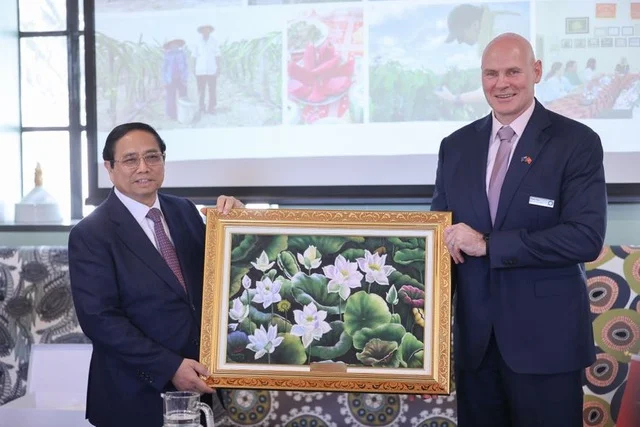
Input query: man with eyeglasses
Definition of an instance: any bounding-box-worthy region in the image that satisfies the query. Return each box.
[68,122,243,427]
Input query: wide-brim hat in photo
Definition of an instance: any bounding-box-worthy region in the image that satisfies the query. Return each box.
[197,24,214,34]
[163,38,185,50]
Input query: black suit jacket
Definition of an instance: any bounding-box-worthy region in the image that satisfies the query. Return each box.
[431,100,606,374]
[69,190,207,427]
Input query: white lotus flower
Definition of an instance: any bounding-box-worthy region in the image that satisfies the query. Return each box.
[290,303,331,348]
[246,324,284,360]
[297,245,322,270]
[322,255,363,300]
[356,250,396,286]
[252,277,282,309]
[251,251,275,272]
[229,297,249,322]
[242,275,252,289]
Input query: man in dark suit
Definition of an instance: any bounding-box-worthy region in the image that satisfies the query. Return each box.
[69,122,243,427]
[431,33,606,426]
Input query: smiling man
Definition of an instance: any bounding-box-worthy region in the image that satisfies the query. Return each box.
[68,122,243,427]
[431,33,607,426]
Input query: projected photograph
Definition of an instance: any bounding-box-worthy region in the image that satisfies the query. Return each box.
[250,0,360,4]
[95,0,242,12]
[286,8,364,125]
[95,7,282,130]
[368,2,530,122]
[536,2,640,120]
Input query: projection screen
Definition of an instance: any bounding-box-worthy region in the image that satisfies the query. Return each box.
[87,0,640,204]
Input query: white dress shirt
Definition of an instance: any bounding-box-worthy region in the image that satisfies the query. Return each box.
[113,188,175,251]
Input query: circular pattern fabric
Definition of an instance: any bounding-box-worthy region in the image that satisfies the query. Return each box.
[592,309,640,362]
[584,349,628,394]
[583,395,613,427]
[414,417,457,427]
[623,251,640,294]
[280,406,336,427]
[224,389,275,425]
[611,245,640,259]
[587,246,616,270]
[586,270,630,316]
[344,393,404,426]
[630,294,640,313]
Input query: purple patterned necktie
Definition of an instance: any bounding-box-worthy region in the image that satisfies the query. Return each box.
[488,126,516,225]
[146,208,186,291]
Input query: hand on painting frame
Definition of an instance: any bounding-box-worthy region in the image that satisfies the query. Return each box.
[200,195,244,216]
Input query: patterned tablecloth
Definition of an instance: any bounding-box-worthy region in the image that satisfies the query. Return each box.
[547,73,640,119]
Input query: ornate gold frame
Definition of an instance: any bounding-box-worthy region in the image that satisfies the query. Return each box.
[200,209,452,394]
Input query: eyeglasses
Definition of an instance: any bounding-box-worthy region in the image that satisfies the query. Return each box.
[113,152,165,169]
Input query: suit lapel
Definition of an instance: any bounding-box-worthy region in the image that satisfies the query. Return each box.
[106,191,189,301]
[471,114,493,230]
[494,101,552,229]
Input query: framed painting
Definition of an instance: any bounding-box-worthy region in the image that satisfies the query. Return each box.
[199,209,452,394]
[565,17,589,34]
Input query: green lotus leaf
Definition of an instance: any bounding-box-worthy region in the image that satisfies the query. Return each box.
[247,306,271,325]
[399,333,424,368]
[259,235,289,260]
[352,323,407,350]
[277,250,300,279]
[288,236,355,256]
[309,321,353,359]
[268,315,291,334]
[394,248,426,265]
[231,235,259,262]
[229,266,250,297]
[390,313,402,324]
[387,237,419,249]
[341,248,365,261]
[362,237,388,252]
[263,269,278,282]
[291,273,341,314]
[236,317,257,335]
[277,277,294,300]
[271,333,307,365]
[356,338,401,367]
[388,271,424,290]
[343,292,392,336]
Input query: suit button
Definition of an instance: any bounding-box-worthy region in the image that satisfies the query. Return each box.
[193,338,199,347]
[191,304,196,311]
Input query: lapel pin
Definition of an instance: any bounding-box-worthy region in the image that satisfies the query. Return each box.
[521,156,532,165]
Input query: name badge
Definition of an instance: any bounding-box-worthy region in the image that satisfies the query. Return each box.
[529,196,554,208]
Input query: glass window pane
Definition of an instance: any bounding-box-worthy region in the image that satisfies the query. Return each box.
[81,131,94,217]
[20,37,69,127]
[80,35,86,126]
[21,131,71,222]
[79,0,84,31]
[19,0,66,32]
[0,132,21,223]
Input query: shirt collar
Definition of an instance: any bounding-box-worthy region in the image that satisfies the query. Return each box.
[113,188,162,224]
[491,100,536,141]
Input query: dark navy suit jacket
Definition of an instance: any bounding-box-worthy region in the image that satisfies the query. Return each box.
[69,190,206,427]
[431,100,606,375]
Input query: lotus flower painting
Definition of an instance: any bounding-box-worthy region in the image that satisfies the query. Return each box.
[225,233,429,369]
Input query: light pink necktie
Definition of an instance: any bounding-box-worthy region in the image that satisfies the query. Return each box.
[488,126,516,225]
[146,208,186,291]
